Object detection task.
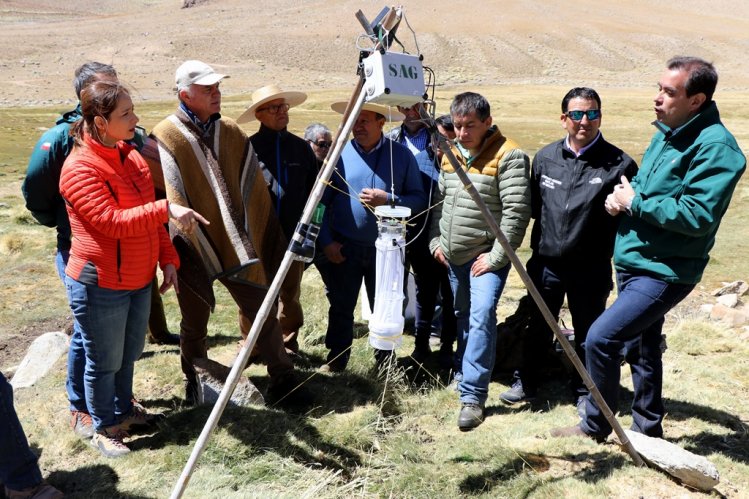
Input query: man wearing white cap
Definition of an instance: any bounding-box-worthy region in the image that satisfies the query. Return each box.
[237,85,318,356]
[150,60,309,408]
[317,102,426,372]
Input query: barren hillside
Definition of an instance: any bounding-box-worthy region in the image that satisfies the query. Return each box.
[1,0,748,107]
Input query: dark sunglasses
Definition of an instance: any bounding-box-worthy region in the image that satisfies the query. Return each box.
[313,140,332,148]
[566,109,602,121]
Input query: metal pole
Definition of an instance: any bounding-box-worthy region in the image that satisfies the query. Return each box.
[425,111,644,467]
[169,82,370,499]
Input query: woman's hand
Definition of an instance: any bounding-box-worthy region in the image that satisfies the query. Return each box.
[160,263,179,294]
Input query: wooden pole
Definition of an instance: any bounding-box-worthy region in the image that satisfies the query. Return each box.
[423,108,645,467]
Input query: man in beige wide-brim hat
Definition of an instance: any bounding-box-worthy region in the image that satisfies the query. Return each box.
[316,99,424,373]
[236,84,318,358]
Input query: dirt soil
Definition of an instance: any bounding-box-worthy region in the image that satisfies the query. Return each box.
[1,0,748,108]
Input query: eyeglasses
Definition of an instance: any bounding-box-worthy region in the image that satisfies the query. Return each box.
[257,103,290,114]
[313,140,332,148]
[565,109,602,121]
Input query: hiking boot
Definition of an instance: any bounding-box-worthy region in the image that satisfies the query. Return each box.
[457,403,484,431]
[4,482,64,499]
[118,403,164,433]
[549,424,606,443]
[499,378,536,405]
[70,410,94,440]
[92,427,131,458]
[267,373,314,409]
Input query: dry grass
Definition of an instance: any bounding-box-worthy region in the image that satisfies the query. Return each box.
[1,87,748,498]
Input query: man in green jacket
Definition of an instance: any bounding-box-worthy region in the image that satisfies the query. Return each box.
[552,56,746,442]
[429,92,531,430]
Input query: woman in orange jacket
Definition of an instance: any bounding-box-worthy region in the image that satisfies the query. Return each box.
[60,80,207,458]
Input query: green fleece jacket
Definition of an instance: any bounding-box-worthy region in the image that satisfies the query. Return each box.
[429,126,531,269]
[615,101,746,283]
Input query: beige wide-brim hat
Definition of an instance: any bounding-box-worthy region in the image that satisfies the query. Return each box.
[237,84,307,123]
[330,101,405,122]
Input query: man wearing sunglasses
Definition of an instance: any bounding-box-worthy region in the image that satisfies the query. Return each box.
[237,85,319,357]
[304,123,333,170]
[553,57,745,442]
[500,88,637,418]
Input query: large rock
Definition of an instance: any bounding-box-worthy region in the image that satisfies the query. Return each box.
[712,280,746,297]
[10,332,69,389]
[624,430,719,491]
[710,304,749,327]
[193,358,265,407]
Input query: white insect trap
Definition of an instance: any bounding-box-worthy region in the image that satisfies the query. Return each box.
[368,205,411,351]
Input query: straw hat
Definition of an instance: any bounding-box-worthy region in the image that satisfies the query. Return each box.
[237,84,307,123]
[330,101,405,122]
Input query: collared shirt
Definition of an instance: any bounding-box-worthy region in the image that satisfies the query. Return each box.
[352,134,386,156]
[179,102,220,136]
[564,131,602,158]
[400,126,429,155]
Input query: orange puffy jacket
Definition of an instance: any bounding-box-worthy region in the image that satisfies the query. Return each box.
[60,134,179,290]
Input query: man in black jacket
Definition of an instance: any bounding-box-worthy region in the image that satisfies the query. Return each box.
[500,87,637,413]
[237,84,318,355]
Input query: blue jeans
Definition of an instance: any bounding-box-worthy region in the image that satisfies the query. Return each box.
[0,373,43,491]
[581,272,694,438]
[57,250,88,413]
[317,239,376,368]
[65,277,151,430]
[448,258,510,406]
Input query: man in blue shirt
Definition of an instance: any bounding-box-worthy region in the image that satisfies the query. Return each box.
[318,102,426,372]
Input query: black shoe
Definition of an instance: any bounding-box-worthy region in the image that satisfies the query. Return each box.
[149,332,180,345]
[267,373,314,409]
[457,403,484,431]
[499,378,536,404]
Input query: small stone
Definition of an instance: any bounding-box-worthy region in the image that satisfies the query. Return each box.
[624,430,719,491]
[193,358,265,407]
[739,282,749,296]
[716,293,739,308]
[10,332,69,389]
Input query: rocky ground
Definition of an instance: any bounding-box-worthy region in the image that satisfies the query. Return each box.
[1,0,748,108]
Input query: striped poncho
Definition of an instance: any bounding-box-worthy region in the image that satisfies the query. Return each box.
[151,108,286,308]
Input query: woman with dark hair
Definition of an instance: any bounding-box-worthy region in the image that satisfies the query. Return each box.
[60,80,207,457]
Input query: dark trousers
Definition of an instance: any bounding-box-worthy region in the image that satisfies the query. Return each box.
[177,275,293,382]
[581,271,694,438]
[518,255,613,396]
[316,240,376,368]
[407,239,456,349]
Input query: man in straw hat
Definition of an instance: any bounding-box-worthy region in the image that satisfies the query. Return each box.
[150,60,310,408]
[317,102,426,372]
[236,85,318,357]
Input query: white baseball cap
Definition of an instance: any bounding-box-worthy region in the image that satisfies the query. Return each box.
[175,60,228,90]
